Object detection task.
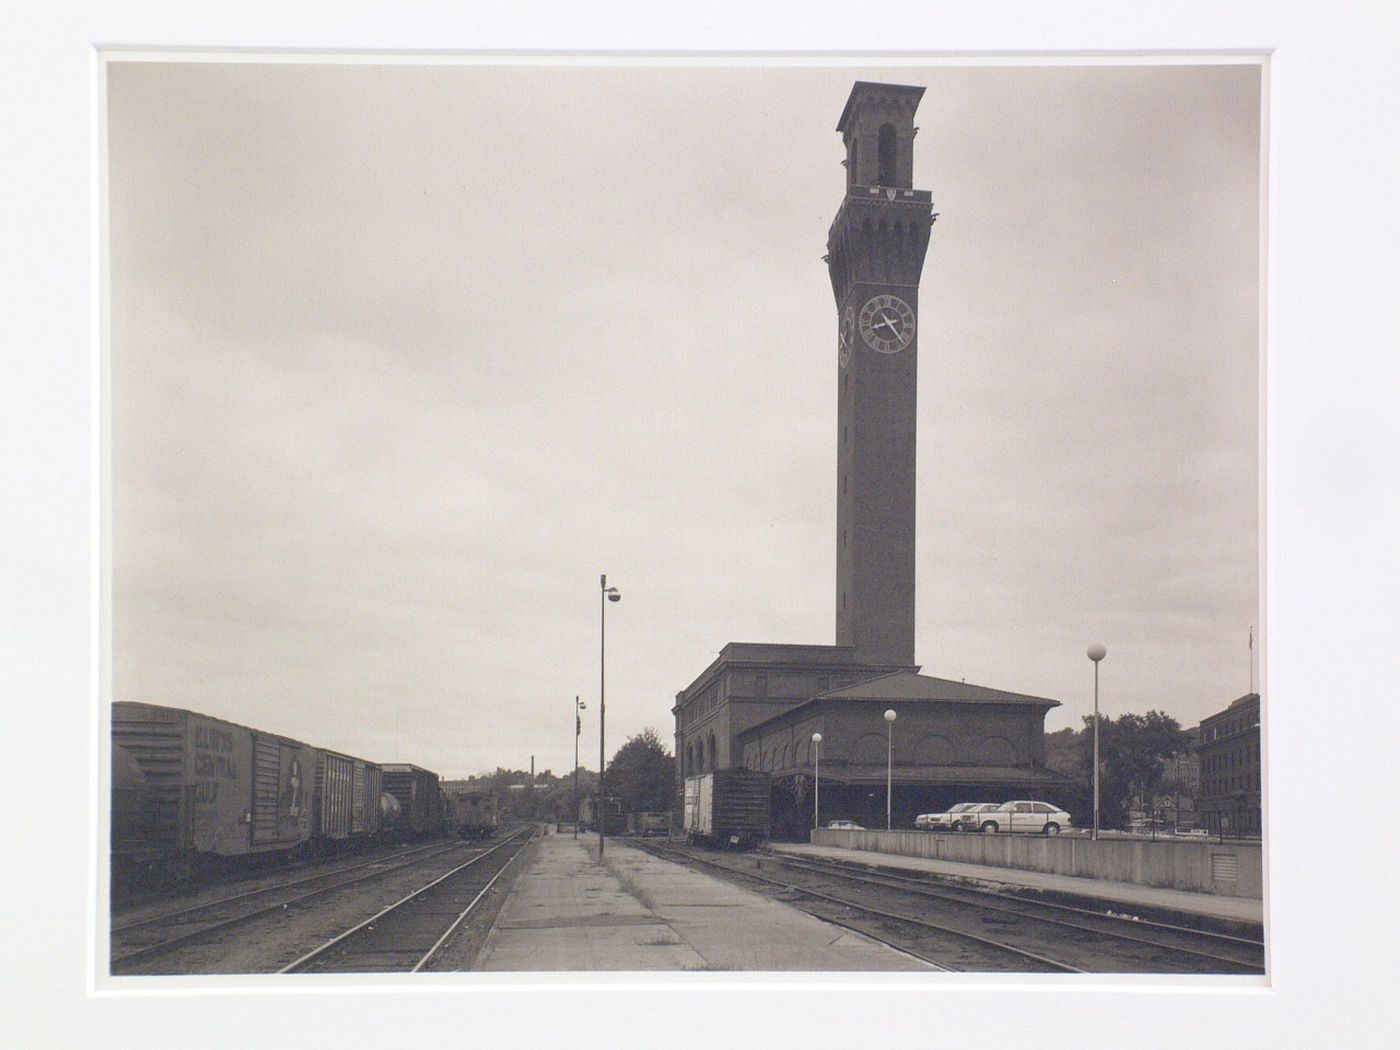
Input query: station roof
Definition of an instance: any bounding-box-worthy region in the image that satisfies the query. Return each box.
[807,763,1075,787]
[815,670,1061,708]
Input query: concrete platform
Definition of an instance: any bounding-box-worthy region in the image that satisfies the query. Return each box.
[768,842,1265,926]
[476,828,935,971]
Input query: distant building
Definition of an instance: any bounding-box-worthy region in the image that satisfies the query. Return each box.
[672,83,1072,837]
[1196,693,1261,837]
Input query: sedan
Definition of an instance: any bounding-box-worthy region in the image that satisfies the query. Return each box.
[914,802,996,831]
[974,800,1073,835]
[826,820,865,831]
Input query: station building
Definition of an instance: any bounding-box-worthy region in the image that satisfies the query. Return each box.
[672,82,1073,837]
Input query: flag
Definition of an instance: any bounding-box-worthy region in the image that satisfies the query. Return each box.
[576,714,581,735]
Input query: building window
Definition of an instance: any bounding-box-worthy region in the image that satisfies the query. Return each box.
[877,123,897,185]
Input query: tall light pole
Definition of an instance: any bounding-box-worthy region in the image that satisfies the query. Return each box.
[811,732,822,834]
[884,709,897,832]
[598,574,621,857]
[573,696,585,839]
[1088,644,1107,841]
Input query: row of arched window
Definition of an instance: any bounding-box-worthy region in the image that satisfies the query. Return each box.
[744,734,1022,773]
[826,216,928,292]
[683,732,718,776]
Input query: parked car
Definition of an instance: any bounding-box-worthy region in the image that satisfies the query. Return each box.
[915,802,997,831]
[974,800,1073,835]
[826,820,865,831]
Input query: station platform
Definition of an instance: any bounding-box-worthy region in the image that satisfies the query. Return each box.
[766,842,1264,926]
[476,828,935,971]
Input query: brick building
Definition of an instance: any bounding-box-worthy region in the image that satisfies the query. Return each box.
[1196,693,1261,837]
[673,82,1071,836]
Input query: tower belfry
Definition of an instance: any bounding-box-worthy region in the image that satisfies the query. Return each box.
[827,82,933,668]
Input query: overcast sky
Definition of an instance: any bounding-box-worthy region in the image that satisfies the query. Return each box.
[109,60,1260,779]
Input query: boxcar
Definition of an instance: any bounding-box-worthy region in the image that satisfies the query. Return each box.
[580,795,625,835]
[112,701,318,880]
[684,770,770,849]
[626,811,671,837]
[111,701,391,889]
[312,747,384,842]
[380,763,443,838]
[443,787,498,839]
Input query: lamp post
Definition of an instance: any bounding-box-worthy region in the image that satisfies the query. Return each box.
[598,574,621,858]
[811,732,822,833]
[573,696,585,839]
[1087,644,1106,841]
[884,709,897,832]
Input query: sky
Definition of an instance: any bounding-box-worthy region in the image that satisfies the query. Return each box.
[108,59,1261,779]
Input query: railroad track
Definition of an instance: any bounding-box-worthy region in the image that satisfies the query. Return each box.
[636,840,1076,973]
[758,851,1266,974]
[278,826,536,974]
[110,838,489,973]
[639,841,1264,975]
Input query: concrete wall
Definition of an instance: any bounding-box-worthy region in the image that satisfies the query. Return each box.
[810,829,1262,899]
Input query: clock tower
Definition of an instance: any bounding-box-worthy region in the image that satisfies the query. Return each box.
[827,82,933,667]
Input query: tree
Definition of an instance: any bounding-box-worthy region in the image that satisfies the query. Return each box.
[1079,710,1190,828]
[605,728,676,813]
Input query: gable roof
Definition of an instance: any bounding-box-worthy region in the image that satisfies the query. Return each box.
[815,670,1060,707]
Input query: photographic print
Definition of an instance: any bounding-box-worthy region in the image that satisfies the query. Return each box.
[104,58,1264,981]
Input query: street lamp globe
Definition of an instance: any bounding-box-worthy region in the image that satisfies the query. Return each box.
[1088,643,1106,663]
[884,709,897,722]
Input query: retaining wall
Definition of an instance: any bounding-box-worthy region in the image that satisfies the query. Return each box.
[809,829,1262,899]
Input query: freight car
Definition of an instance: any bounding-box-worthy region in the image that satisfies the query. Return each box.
[111,701,386,889]
[684,770,770,849]
[625,811,671,837]
[380,763,444,839]
[443,787,498,839]
[579,795,625,835]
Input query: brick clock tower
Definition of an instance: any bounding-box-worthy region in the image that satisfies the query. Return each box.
[827,82,934,668]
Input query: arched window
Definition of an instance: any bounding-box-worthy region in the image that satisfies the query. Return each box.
[877,123,897,185]
[914,734,956,765]
[977,736,1018,765]
[851,733,887,766]
[708,732,717,771]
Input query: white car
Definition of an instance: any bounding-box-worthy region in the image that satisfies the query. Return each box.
[974,800,1073,835]
[914,802,996,831]
[826,820,865,831]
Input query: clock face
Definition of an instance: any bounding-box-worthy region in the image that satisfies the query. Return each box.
[838,306,854,369]
[858,294,916,354]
